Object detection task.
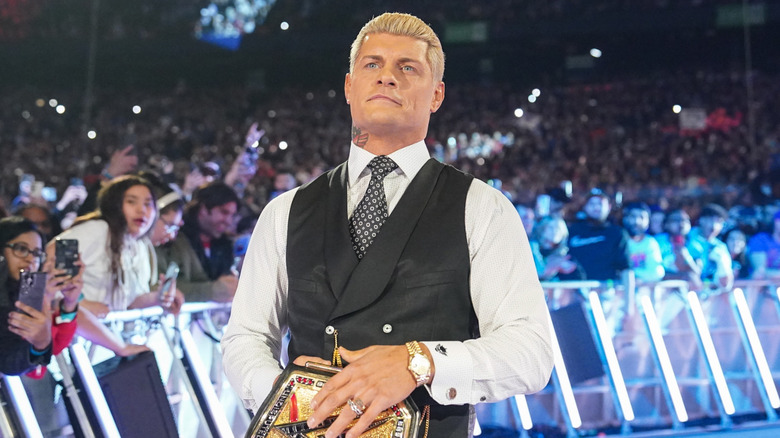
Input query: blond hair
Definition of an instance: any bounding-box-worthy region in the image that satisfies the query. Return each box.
[349,12,445,83]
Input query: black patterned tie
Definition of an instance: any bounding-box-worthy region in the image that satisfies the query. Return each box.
[349,156,398,259]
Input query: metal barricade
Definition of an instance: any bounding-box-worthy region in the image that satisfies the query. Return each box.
[506,278,780,437]
[55,302,248,438]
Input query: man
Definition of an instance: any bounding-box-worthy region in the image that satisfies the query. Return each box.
[567,189,630,281]
[222,13,553,437]
[656,208,704,285]
[690,203,733,290]
[622,202,664,283]
[748,210,780,280]
[156,182,239,302]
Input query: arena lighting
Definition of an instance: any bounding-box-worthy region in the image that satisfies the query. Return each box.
[35,98,45,107]
[280,21,289,30]
[640,294,688,423]
[48,98,57,107]
[132,105,142,114]
[279,140,288,150]
[590,48,602,58]
[732,288,780,409]
[546,309,582,429]
[514,108,524,118]
[2,375,43,437]
[87,130,97,139]
[528,95,537,103]
[532,88,541,97]
[673,105,682,113]
[514,394,534,430]
[588,291,635,422]
[686,291,736,416]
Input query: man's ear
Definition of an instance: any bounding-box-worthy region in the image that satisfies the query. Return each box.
[344,73,352,104]
[430,81,445,113]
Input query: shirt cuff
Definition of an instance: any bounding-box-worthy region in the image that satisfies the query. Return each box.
[421,340,472,405]
[249,367,280,413]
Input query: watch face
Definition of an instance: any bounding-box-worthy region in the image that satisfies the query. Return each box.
[410,355,430,375]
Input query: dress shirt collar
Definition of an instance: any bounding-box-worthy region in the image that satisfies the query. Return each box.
[347,141,431,186]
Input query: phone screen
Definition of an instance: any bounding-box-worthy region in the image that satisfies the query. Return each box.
[160,261,180,298]
[18,271,47,313]
[55,238,79,277]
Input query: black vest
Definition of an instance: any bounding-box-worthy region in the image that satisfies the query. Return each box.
[287,158,477,437]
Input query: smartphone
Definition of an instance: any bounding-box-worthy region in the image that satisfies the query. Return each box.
[18,270,47,313]
[55,238,80,277]
[536,194,551,217]
[41,186,57,202]
[70,177,84,187]
[159,261,180,300]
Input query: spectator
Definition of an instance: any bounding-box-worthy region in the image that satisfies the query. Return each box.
[691,203,733,290]
[53,176,174,356]
[0,217,82,375]
[724,227,751,279]
[747,210,780,280]
[622,202,665,283]
[156,181,239,302]
[530,216,584,281]
[15,204,57,241]
[656,209,704,285]
[567,189,629,281]
[515,203,536,237]
[648,207,666,236]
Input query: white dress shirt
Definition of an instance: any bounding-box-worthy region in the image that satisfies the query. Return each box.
[222,141,553,412]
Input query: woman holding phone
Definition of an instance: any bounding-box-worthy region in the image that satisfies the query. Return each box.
[53,175,182,355]
[0,216,83,375]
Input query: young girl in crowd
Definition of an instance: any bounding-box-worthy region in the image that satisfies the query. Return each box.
[53,175,182,354]
[0,216,83,375]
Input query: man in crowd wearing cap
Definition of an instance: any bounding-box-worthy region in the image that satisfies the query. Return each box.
[690,203,733,290]
[156,181,240,302]
[567,189,629,281]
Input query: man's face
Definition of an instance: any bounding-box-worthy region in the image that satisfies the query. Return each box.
[666,211,691,236]
[344,33,444,144]
[198,202,237,239]
[623,209,649,236]
[698,216,724,239]
[584,196,610,222]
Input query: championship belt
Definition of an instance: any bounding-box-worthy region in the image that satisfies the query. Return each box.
[245,362,421,438]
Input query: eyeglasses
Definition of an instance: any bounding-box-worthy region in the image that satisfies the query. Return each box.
[161,220,180,235]
[5,243,46,262]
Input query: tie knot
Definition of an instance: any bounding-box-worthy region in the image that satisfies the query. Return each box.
[367,155,398,179]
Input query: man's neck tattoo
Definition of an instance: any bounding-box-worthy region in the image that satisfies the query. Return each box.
[352,126,369,148]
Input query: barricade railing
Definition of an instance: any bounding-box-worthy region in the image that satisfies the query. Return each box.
[517,278,780,437]
[52,301,244,438]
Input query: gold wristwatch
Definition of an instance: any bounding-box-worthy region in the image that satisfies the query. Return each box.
[406,341,432,386]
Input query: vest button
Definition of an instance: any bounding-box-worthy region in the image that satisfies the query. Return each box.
[382,324,393,333]
[325,325,335,335]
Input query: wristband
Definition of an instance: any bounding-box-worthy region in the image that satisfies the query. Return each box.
[30,345,51,356]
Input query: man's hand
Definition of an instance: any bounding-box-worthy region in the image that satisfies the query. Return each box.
[307,345,416,438]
